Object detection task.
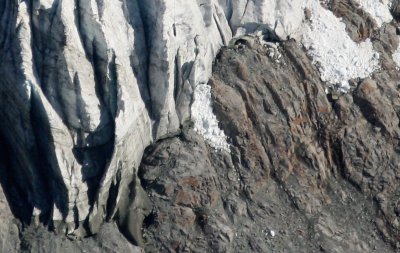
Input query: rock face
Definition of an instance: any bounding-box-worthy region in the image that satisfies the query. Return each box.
[19,222,144,253]
[138,40,398,253]
[2,0,400,252]
[0,0,314,237]
[139,2,400,252]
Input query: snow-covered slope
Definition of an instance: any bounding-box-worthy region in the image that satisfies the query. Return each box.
[302,1,381,91]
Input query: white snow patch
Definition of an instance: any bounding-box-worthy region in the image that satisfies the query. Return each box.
[191,83,230,152]
[302,2,380,92]
[356,0,392,27]
[393,43,400,70]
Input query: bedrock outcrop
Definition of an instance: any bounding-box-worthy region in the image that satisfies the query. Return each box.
[138,2,400,252]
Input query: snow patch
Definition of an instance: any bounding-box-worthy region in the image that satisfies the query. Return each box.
[302,2,380,92]
[191,83,230,152]
[356,0,392,27]
[393,43,400,69]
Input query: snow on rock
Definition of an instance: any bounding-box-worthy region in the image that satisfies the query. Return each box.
[356,0,392,27]
[392,43,400,69]
[191,83,230,152]
[142,0,232,139]
[230,0,307,41]
[302,2,380,92]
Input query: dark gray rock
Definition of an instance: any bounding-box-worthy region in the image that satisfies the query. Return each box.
[19,223,143,253]
[137,4,400,251]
